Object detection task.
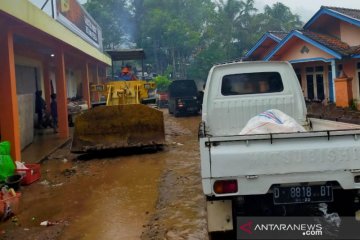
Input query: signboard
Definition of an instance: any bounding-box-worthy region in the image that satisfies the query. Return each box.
[55,0,103,50]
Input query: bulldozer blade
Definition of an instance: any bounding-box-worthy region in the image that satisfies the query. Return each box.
[71,104,165,153]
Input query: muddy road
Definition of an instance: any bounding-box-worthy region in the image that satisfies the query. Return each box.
[1,111,208,240]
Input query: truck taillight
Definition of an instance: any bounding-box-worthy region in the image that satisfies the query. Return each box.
[214,180,238,194]
[177,99,184,107]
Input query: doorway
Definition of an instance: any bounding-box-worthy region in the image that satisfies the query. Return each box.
[306,66,325,101]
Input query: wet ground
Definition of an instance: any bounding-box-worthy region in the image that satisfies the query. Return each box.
[2,105,360,240]
[307,101,360,124]
[0,111,207,240]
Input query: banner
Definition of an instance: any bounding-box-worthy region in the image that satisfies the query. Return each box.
[55,0,102,50]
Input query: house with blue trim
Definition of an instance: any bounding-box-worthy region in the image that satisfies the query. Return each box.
[245,6,360,107]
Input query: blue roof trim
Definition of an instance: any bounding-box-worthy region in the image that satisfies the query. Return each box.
[351,54,360,58]
[304,8,360,29]
[268,33,282,41]
[264,30,342,61]
[245,33,280,58]
[289,58,335,63]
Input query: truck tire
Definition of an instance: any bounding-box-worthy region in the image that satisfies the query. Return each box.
[208,231,235,240]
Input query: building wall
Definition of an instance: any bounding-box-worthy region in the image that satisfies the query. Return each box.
[15,65,37,95]
[18,94,34,149]
[277,38,334,61]
[342,59,357,100]
[251,38,278,60]
[308,15,341,38]
[15,55,44,94]
[340,21,360,46]
[13,55,44,150]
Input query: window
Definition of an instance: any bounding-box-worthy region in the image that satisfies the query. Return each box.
[315,66,324,72]
[221,72,284,96]
[306,67,314,73]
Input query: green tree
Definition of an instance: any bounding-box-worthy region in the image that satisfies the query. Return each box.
[137,0,213,78]
[154,75,171,92]
[84,0,133,49]
[261,2,303,32]
[84,0,302,82]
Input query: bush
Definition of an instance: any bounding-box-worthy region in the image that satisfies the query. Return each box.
[154,75,171,92]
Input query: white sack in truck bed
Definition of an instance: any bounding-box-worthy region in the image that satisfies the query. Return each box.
[239,109,306,135]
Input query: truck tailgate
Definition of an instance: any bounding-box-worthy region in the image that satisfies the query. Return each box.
[208,130,360,178]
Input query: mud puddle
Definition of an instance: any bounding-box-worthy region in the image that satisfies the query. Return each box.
[0,111,207,240]
[1,147,165,240]
[141,114,208,240]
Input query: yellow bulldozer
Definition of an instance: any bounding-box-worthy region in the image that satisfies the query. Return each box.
[71,49,165,153]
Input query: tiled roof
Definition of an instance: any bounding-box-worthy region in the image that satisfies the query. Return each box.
[323,6,360,21]
[350,45,360,55]
[268,31,288,40]
[299,30,352,55]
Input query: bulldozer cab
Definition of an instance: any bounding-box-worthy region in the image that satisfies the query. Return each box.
[91,49,154,107]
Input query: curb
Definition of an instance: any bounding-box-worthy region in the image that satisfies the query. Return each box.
[37,138,72,164]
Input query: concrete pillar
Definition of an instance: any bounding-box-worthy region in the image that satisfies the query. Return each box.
[93,65,100,102]
[55,48,69,138]
[0,30,21,161]
[82,62,91,109]
[43,63,51,111]
[96,64,100,83]
[335,75,353,108]
[331,60,336,102]
[301,65,307,97]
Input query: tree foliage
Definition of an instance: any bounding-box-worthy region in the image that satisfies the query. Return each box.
[154,75,171,92]
[84,0,134,49]
[84,0,303,81]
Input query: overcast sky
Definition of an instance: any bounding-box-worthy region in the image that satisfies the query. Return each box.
[255,0,360,22]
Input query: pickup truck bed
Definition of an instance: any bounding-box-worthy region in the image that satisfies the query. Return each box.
[202,118,360,196]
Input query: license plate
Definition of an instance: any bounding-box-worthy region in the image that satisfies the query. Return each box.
[273,185,333,205]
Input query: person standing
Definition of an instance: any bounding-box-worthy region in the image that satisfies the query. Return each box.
[50,93,58,133]
[35,90,46,128]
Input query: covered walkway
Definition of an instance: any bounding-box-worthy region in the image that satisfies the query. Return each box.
[0,1,111,161]
[21,129,71,164]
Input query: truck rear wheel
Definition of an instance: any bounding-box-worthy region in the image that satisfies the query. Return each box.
[208,231,235,240]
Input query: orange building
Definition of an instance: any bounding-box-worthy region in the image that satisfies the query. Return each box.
[246,6,360,108]
[0,1,111,161]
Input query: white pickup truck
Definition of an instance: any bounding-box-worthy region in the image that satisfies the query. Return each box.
[199,61,360,233]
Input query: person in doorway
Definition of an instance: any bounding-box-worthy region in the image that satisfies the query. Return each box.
[35,90,46,128]
[50,93,58,133]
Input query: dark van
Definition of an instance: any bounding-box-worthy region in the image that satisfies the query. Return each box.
[168,80,200,117]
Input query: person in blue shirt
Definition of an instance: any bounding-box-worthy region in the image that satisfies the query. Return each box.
[119,66,137,81]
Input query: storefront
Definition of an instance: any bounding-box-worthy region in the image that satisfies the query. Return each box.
[0,0,111,161]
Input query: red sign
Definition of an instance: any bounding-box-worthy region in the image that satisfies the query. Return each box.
[56,0,102,48]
